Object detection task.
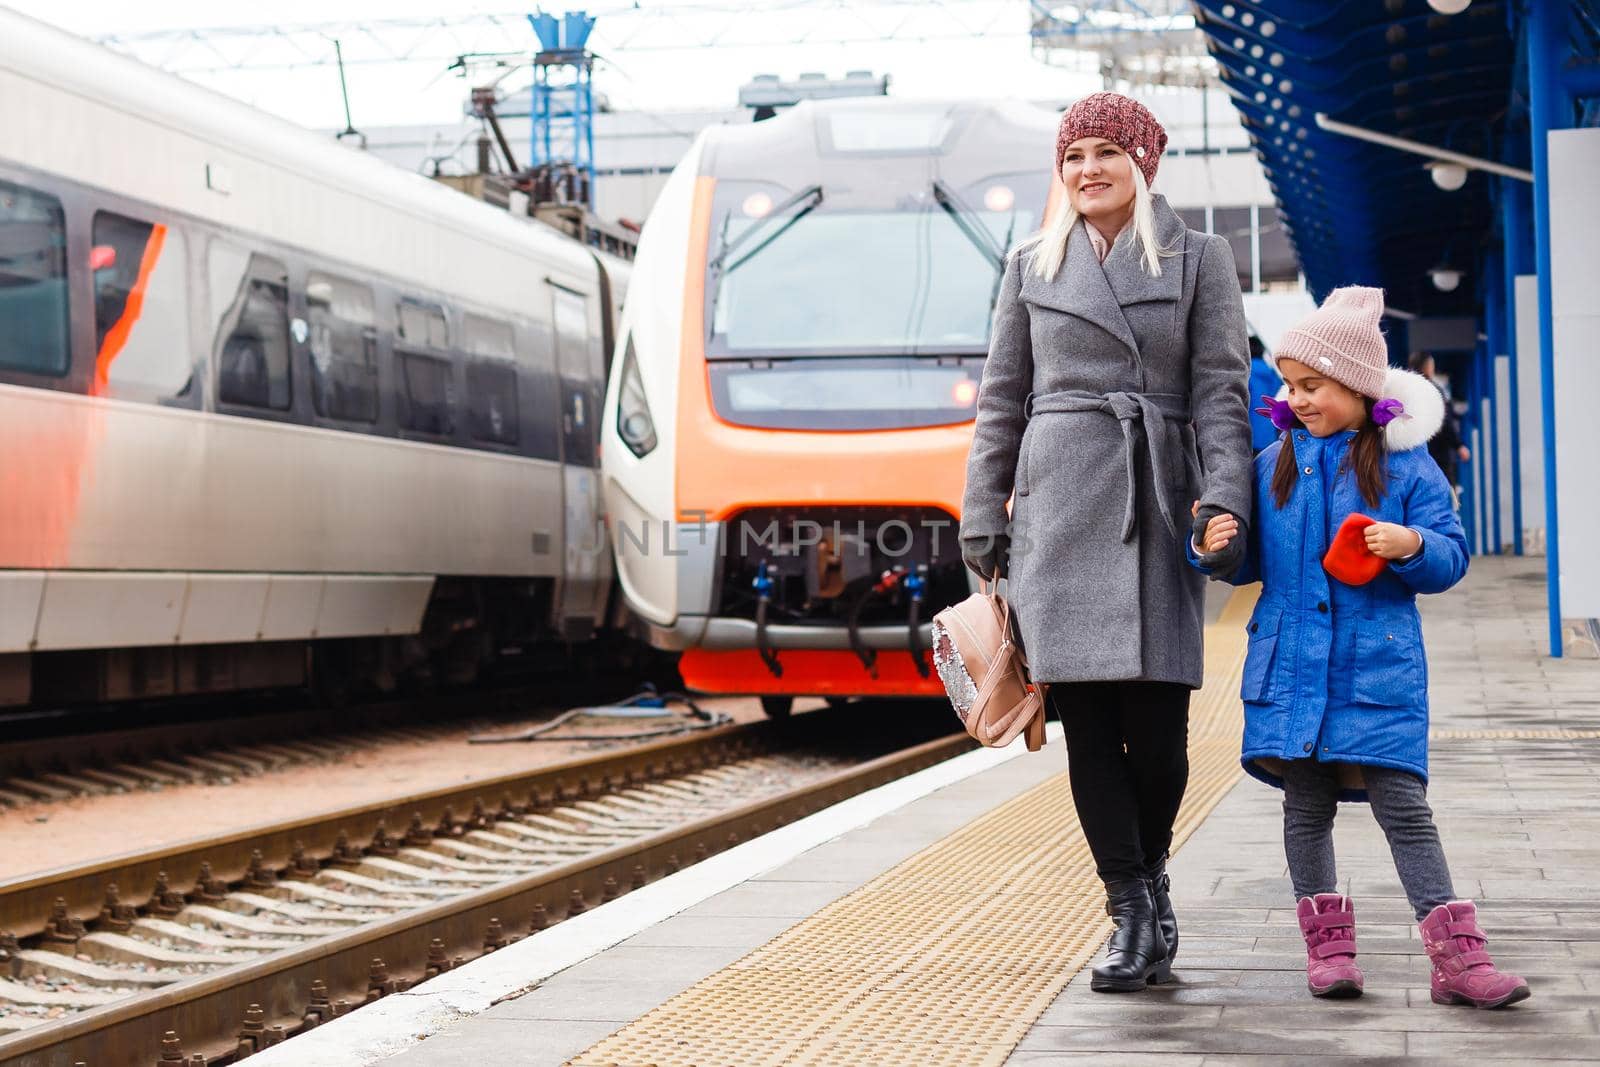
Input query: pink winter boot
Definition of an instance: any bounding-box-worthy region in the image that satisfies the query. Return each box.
[1419,901,1531,1009]
[1296,894,1364,998]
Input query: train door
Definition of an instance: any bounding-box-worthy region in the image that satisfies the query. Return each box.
[549,282,607,637]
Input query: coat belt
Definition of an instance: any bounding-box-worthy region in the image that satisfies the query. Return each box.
[1024,389,1192,544]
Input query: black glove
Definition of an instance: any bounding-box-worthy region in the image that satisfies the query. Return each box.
[1191,504,1247,578]
[961,533,1010,582]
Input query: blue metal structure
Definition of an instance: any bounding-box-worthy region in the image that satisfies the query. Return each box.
[1194,0,1600,656]
[527,10,596,206]
[1192,1,1513,315]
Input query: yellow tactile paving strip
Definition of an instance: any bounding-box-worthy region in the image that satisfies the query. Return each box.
[568,588,1257,1067]
[1432,729,1600,740]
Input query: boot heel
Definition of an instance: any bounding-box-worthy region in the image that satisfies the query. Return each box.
[1149,957,1174,985]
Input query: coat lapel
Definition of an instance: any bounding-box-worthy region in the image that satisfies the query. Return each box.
[1020,218,1138,358]
[1102,195,1187,309]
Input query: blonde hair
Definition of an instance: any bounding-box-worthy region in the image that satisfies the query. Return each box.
[1019,158,1176,280]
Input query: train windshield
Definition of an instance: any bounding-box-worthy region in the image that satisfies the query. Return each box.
[707,179,1039,357]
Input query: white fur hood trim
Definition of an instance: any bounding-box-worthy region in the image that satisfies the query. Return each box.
[1379,368,1445,452]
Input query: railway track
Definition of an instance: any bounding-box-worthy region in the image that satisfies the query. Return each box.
[0,703,969,1067]
[0,675,666,810]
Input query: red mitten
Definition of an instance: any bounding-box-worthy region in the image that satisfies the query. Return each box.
[1323,513,1386,586]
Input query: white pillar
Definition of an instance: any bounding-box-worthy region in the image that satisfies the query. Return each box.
[1495,355,1514,553]
[1514,274,1545,556]
[1550,128,1600,617]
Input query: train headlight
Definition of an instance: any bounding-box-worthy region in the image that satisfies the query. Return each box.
[983,185,1015,213]
[616,337,658,458]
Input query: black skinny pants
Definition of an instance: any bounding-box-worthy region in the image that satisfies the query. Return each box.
[1051,681,1191,885]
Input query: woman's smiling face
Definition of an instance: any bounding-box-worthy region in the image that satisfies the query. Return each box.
[1061,137,1136,223]
[1277,358,1368,436]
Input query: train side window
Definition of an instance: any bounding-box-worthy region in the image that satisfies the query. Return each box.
[400,354,454,435]
[464,313,518,445]
[398,301,449,349]
[0,179,70,377]
[395,300,453,435]
[307,272,377,423]
[464,313,515,360]
[91,211,191,399]
[465,359,518,444]
[214,252,291,410]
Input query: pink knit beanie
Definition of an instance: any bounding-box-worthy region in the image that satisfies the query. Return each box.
[1054,91,1168,186]
[1273,286,1389,399]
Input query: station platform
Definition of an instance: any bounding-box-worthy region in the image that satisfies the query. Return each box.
[256,556,1600,1067]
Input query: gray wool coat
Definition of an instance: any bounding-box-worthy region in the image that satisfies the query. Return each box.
[960,195,1254,688]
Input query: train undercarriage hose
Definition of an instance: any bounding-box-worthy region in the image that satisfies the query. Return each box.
[905,564,930,678]
[845,581,880,679]
[754,560,783,678]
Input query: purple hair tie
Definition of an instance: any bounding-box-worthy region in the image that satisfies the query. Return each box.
[1254,394,1297,432]
[1373,398,1407,427]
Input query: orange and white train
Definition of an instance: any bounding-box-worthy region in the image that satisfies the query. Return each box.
[600,97,1059,715]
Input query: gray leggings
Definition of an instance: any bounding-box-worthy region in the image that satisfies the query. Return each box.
[1280,759,1455,921]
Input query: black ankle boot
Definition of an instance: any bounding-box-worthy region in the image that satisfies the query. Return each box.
[1090,879,1170,993]
[1145,853,1178,981]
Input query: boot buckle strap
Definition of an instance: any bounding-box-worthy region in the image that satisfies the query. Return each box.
[1312,940,1356,959]
[1445,920,1485,939]
[1440,949,1494,973]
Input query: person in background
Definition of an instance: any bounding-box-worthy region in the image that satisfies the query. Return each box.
[1248,334,1283,452]
[1408,352,1470,494]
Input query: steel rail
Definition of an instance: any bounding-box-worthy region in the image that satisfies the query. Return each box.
[0,725,970,1067]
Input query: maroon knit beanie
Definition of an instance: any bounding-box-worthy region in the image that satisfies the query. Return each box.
[1054,91,1168,187]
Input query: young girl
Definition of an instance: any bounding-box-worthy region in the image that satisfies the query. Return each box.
[1190,286,1530,1009]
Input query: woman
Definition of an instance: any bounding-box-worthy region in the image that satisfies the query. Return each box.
[960,92,1254,992]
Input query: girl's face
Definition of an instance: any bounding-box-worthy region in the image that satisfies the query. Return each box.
[1061,137,1136,224]
[1278,358,1368,437]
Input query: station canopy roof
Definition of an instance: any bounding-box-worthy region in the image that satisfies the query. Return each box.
[1193,1,1516,317]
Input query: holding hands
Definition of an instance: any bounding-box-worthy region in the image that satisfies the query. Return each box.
[1195,506,1239,554]
[1189,501,1248,577]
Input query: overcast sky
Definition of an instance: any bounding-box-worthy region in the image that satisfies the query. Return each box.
[8,1,1107,129]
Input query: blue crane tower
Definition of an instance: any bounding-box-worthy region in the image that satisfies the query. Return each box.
[527,10,597,208]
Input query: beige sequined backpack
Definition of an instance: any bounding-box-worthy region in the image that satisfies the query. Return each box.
[930,580,1047,752]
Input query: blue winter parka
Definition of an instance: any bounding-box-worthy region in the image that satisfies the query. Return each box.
[1188,428,1468,800]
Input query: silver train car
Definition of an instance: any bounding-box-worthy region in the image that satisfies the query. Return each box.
[0,10,627,707]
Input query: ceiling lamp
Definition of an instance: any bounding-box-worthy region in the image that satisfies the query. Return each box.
[1426,0,1471,12]
[1427,160,1469,191]
[1430,265,1463,292]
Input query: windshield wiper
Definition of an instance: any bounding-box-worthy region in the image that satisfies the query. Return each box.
[707,185,823,340]
[709,184,825,280]
[930,180,1007,272]
[931,179,1016,316]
